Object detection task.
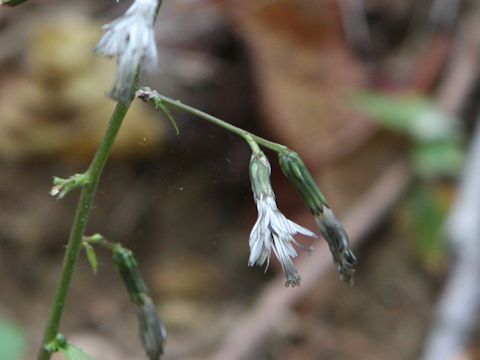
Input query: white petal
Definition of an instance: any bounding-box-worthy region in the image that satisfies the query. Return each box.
[94,0,158,102]
[248,195,317,286]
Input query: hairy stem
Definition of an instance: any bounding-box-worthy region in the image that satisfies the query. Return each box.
[37,102,129,360]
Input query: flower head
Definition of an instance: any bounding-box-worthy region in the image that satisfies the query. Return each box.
[95,0,159,103]
[279,150,357,284]
[249,151,317,287]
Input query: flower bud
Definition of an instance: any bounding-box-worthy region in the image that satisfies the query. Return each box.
[278,150,327,216]
[279,150,356,284]
[113,247,149,305]
[114,247,167,358]
[1,0,27,6]
[137,294,167,360]
[249,151,274,200]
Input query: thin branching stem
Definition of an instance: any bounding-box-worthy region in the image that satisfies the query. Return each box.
[37,2,166,356]
[84,233,119,251]
[137,88,289,154]
[37,102,130,360]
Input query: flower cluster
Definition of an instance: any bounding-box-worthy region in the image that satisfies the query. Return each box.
[95,0,160,103]
[134,88,356,286]
[248,148,357,286]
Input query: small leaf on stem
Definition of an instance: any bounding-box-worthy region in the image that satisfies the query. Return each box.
[50,174,90,200]
[155,100,180,135]
[83,243,98,274]
[61,344,95,360]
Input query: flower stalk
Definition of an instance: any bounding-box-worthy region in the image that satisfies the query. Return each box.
[137,87,357,285]
[82,234,167,359]
[34,1,357,356]
[37,102,130,360]
[38,1,165,357]
[136,87,288,153]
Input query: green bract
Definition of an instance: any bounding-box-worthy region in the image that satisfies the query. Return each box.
[113,247,149,305]
[278,150,328,215]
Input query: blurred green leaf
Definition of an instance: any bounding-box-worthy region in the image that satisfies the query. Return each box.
[412,142,464,179]
[355,92,427,132]
[354,91,465,179]
[354,92,462,142]
[398,184,451,274]
[0,321,26,360]
[45,334,94,359]
[60,344,94,360]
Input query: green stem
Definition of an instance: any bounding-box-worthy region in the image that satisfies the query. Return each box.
[84,233,118,251]
[37,102,130,360]
[143,90,288,153]
[245,135,261,154]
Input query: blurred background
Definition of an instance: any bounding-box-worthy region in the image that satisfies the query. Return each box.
[1,0,480,359]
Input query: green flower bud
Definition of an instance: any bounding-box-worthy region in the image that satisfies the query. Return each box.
[279,150,356,284]
[113,246,166,359]
[113,247,149,305]
[137,294,167,360]
[1,0,27,6]
[249,151,274,200]
[278,151,328,215]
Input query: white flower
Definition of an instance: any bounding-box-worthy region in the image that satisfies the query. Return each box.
[249,151,317,287]
[95,0,159,102]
